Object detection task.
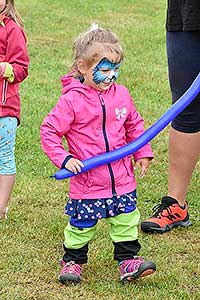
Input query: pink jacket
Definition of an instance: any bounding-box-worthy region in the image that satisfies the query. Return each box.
[41,72,153,199]
[0,17,29,123]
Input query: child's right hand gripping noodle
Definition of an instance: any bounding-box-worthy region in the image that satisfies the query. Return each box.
[65,158,84,175]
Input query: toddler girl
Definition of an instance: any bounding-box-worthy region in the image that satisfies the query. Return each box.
[41,24,156,283]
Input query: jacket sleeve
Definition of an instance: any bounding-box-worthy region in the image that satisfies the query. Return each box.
[124,92,154,161]
[5,23,29,83]
[40,95,74,169]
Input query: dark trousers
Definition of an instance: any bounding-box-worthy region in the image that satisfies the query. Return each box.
[166,31,200,133]
[63,240,141,264]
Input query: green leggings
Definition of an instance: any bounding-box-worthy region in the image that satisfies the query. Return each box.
[64,208,140,249]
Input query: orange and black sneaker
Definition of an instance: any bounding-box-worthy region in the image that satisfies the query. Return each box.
[141,196,192,234]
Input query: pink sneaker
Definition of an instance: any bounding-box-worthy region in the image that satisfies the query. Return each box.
[59,260,83,284]
[119,256,156,282]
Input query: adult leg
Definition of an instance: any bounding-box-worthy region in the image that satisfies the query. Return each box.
[167,31,200,205]
[141,31,200,233]
[141,129,199,233]
[168,128,200,205]
[167,31,200,204]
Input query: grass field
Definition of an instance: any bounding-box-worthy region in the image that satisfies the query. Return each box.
[0,1,199,299]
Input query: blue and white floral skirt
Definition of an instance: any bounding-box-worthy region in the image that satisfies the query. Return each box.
[65,190,137,220]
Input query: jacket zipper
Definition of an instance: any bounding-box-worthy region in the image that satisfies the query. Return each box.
[2,79,8,105]
[99,93,117,197]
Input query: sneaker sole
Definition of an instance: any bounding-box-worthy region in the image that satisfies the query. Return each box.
[141,219,192,234]
[59,274,81,284]
[121,261,156,282]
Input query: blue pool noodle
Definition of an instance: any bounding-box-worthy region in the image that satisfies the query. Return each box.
[52,73,200,180]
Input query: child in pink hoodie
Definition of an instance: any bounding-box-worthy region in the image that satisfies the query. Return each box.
[40,24,156,284]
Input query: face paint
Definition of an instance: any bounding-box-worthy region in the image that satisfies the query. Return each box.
[92,58,121,85]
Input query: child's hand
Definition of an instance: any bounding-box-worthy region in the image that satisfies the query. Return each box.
[65,158,84,174]
[134,158,150,178]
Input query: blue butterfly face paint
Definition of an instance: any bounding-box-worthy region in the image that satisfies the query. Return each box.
[92,58,121,85]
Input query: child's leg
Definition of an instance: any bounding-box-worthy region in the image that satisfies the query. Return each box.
[0,174,16,218]
[63,219,97,264]
[106,208,141,260]
[0,117,17,219]
[107,210,156,281]
[59,219,97,284]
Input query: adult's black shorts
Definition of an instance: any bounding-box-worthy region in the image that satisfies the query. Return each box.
[166,31,200,133]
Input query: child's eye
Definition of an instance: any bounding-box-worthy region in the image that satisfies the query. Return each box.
[114,67,119,72]
[100,69,109,73]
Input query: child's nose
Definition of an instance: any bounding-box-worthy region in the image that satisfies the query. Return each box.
[107,70,115,79]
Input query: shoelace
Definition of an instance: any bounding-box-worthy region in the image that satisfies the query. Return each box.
[121,256,144,272]
[152,202,174,218]
[61,261,82,275]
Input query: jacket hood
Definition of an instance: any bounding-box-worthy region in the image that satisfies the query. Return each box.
[61,71,94,98]
[61,71,116,98]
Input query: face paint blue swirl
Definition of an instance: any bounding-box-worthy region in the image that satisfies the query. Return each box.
[92,58,121,84]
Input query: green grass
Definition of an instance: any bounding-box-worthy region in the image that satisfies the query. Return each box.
[0,0,200,299]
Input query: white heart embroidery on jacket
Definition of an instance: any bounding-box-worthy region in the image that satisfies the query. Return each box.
[115,107,127,120]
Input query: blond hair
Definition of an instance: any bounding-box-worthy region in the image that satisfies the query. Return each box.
[72,24,124,77]
[1,0,23,27]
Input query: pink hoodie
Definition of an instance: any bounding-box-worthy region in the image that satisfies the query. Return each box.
[40,72,153,199]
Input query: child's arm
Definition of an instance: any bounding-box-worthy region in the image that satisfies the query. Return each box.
[124,92,154,161]
[1,22,29,83]
[40,96,76,169]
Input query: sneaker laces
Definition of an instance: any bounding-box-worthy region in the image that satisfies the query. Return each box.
[120,256,144,273]
[152,198,177,219]
[61,261,82,275]
[130,256,144,270]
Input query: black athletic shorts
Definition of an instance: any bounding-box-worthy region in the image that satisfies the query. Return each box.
[166,31,200,133]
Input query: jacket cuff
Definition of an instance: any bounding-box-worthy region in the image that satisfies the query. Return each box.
[61,155,74,169]
[133,151,154,161]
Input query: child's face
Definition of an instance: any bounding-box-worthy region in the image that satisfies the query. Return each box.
[83,56,121,91]
[0,0,6,13]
